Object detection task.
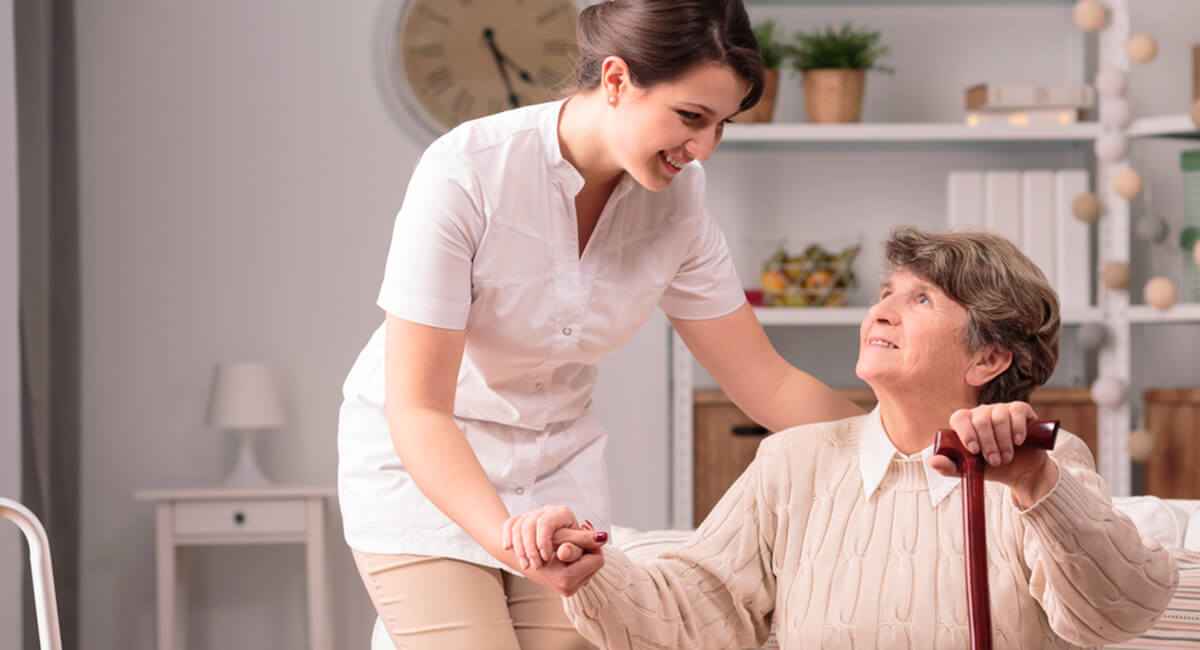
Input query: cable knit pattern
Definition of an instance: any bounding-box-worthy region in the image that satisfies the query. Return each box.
[563,414,1178,649]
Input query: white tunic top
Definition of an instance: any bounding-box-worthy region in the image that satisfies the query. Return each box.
[338,99,746,570]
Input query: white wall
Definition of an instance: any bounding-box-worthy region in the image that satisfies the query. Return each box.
[0,0,23,643]
[72,1,1199,649]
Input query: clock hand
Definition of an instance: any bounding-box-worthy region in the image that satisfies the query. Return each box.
[482,28,521,108]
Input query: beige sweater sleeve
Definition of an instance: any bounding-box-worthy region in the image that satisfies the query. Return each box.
[563,450,778,650]
[1009,433,1178,645]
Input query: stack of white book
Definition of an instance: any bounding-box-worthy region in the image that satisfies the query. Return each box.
[947,170,1091,309]
[964,84,1096,127]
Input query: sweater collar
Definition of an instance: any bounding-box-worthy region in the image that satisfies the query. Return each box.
[859,405,960,508]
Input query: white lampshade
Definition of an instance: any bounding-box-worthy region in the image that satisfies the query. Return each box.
[207,362,287,431]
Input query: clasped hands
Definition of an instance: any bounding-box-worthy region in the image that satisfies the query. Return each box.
[502,401,1057,595]
[500,505,608,596]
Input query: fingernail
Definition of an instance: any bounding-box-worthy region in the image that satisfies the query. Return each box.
[989,454,1001,465]
[595,531,608,543]
[968,443,980,454]
[521,559,529,570]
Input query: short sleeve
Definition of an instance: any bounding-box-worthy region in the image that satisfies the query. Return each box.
[376,150,484,330]
[658,166,746,320]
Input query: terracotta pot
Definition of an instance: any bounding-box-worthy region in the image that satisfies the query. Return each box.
[738,68,780,124]
[803,68,866,123]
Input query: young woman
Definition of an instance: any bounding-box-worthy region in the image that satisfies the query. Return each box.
[339,2,1041,648]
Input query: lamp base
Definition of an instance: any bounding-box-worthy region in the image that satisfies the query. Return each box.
[222,430,272,488]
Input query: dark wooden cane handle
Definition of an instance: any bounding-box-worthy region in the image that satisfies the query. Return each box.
[933,419,1059,650]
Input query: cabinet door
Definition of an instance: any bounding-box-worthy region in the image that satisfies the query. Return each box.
[693,398,770,527]
[1145,389,1200,498]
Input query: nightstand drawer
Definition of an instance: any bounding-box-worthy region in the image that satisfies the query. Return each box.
[173,499,307,537]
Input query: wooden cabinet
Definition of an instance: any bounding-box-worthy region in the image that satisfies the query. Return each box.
[693,387,1098,526]
[1144,389,1200,498]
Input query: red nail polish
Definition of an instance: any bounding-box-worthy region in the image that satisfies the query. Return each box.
[595,531,608,543]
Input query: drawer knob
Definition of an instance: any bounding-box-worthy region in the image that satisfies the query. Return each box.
[731,425,769,437]
[233,511,246,525]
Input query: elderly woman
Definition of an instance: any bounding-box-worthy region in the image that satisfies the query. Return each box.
[530,228,1178,649]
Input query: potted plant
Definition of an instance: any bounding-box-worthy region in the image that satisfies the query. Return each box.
[787,22,892,123]
[741,20,788,123]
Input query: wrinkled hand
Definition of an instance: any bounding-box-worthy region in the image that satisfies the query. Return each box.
[928,401,1056,493]
[524,527,606,596]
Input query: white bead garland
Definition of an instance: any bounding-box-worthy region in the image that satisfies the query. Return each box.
[1091,377,1128,407]
[1095,67,1127,98]
[1095,133,1128,162]
[1100,98,1133,129]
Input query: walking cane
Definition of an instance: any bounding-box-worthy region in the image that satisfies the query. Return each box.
[934,420,1059,650]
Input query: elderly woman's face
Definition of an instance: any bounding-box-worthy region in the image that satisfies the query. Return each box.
[855,270,975,392]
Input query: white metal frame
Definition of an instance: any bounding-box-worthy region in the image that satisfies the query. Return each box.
[670,0,1200,528]
[0,498,62,650]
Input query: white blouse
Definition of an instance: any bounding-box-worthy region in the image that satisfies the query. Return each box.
[337,99,746,570]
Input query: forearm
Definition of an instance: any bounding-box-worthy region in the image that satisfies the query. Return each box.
[388,407,520,569]
[1015,448,1178,643]
[734,363,863,432]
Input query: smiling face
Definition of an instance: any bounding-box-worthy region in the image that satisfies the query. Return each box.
[605,61,750,192]
[855,270,981,398]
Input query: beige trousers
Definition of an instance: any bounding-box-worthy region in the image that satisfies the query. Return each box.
[353,551,594,650]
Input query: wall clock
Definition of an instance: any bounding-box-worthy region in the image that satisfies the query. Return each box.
[374,0,581,137]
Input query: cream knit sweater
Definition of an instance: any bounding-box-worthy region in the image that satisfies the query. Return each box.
[564,413,1177,649]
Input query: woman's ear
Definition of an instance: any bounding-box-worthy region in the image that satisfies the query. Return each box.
[965,345,1013,388]
[600,56,630,100]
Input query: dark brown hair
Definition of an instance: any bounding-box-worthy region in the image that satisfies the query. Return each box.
[884,227,1061,404]
[574,0,765,113]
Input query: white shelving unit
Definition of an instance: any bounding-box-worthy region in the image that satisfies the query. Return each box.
[669,0,1200,529]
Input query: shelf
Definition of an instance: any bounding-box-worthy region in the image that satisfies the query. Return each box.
[1127,114,1200,140]
[754,306,1104,326]
[1128,305,1200,324]
[723,122,1100,145]
[750,0,1071,5]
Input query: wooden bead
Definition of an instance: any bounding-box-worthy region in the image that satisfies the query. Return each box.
[1090,377,1127,407]
[1072,192,1103,224]
[1129,429,1155,462]
[1113,167,1143,200]
[1101,261,1130,290]
[1145,276,1178,310]
[1073,0,1108,32]
[1127,33,1159,64]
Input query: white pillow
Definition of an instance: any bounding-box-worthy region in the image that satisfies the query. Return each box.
[1185,508,1200,552]
[1112,496,1186,549]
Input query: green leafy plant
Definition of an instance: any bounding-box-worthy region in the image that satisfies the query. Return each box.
[787,22,893,74]
[753,19,788,70]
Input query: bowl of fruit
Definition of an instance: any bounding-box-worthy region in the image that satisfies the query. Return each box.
[760,242,861,307]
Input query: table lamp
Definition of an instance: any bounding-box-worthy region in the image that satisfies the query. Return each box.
[206,362,286,488]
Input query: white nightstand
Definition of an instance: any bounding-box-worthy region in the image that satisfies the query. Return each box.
[135,486,336,650]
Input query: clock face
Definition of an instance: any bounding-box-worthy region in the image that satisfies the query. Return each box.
[389,0,579,134]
